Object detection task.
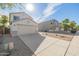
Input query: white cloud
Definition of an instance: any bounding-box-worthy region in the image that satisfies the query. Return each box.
[43,3,61,17]
[36,3,62,23]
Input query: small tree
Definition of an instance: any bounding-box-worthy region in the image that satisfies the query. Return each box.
[0,3,16,34]
[61,18,70,31]
[69,21,76,30]
[62,19,69,24]
[76,25,79,30]
[0,15,9,34]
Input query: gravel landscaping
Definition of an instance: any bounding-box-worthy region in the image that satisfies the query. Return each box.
[40,32,74,41]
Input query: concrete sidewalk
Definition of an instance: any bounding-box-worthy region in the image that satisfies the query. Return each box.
[66,31,79,56]
[36,36,70,56]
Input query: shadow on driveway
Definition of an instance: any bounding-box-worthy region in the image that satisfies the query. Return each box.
[18,33,46,55]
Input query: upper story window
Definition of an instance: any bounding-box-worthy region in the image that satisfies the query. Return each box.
[13,16,20,21]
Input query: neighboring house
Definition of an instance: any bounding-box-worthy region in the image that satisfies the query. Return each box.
[9,12,38,35]
[38,19,61,32]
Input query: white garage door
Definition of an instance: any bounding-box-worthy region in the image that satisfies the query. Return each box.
[16,24,37,35]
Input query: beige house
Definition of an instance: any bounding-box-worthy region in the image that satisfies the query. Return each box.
[38,19,61,32]
[9,12,38,35]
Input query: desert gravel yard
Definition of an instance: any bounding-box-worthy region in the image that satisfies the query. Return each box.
[40,32,74,41]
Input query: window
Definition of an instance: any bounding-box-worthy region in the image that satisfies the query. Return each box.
[13,16,20,21]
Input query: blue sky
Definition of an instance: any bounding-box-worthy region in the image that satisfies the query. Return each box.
[0,3,79,25]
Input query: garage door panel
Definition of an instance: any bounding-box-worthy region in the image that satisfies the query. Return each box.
[16,25,37,35]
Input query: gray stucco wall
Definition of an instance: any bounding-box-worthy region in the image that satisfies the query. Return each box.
[38,20,60,32]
